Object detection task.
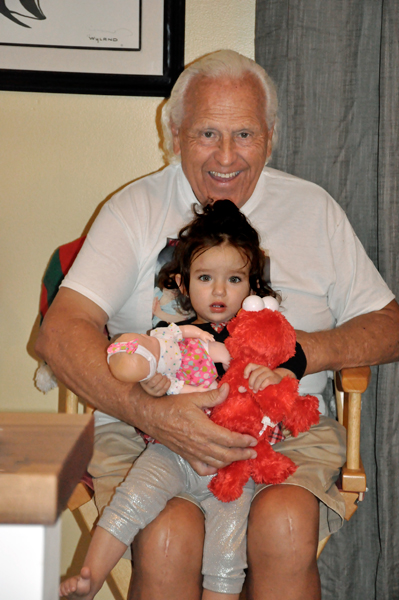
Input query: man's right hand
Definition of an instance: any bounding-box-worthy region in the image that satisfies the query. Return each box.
[132,383,258,476]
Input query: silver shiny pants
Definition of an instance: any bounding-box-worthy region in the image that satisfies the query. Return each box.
[98,443,254,594]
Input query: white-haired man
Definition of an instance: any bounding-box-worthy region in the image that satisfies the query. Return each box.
[36,50,399,599]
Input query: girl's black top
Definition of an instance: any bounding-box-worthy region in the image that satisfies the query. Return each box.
[156,317,307,380]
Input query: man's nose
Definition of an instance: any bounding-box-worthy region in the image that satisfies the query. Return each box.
[214,136,236,166]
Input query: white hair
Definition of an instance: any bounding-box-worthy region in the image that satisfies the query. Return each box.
[161,50,279,165]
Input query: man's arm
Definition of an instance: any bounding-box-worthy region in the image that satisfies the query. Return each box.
[35,288,257,475]
[296,299,399,375]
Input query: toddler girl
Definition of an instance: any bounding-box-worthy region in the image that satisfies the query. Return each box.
[60,200,306,600]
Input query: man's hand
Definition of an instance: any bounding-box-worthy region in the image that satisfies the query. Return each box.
[133,383,258,476]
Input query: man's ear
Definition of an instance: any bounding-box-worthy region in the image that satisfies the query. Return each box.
[175,274,187,295]
[266,124,274,160]
[171,121,181,155]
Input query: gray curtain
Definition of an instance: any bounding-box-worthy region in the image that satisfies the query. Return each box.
[255,2,399,599]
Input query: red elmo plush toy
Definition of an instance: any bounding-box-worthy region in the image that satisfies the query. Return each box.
[209,296,320,502]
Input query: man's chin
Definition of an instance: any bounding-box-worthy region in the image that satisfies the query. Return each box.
[204,195,242,207]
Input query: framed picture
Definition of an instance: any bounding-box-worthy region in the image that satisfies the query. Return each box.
[0,0,185,96]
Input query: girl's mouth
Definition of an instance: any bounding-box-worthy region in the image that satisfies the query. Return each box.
[210,303,226,312]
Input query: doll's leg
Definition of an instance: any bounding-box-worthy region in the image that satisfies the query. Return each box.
[200,478,255,598]
[107,338,156,383]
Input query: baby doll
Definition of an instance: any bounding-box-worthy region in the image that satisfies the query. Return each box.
[107,322,230,395]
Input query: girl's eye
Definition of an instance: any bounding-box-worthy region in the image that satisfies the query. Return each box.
[229,276,242,283]
[199,274,211,282]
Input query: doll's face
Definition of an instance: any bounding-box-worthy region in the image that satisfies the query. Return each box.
[187,243,251,324]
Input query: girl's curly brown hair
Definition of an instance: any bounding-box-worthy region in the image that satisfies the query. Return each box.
[157,200,280,314]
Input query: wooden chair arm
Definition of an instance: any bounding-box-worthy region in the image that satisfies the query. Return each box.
[338,367,371,394]
[335,366,370,494]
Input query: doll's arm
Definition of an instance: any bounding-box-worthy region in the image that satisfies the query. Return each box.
[207,341,231,370]
[179,324,215,343]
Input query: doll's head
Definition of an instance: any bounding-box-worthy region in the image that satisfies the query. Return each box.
[158,200,280,317]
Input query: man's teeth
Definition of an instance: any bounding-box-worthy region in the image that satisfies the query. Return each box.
[210,171,239,179]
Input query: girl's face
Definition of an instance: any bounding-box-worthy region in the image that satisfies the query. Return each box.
[187,243,251,324]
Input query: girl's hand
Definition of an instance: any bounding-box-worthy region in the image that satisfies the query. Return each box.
[243,364,295,393]
[140,373,171,397]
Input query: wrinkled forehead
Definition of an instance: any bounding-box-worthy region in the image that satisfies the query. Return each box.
[181,73,267,124]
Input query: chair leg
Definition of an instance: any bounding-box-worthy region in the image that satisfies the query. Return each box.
[316,535,331,559]
[108,559,133,600]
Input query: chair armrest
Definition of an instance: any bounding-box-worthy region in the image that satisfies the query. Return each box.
[335,367,370,493]
[338,367,371,394]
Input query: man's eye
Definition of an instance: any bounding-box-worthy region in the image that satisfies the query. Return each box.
[238,132,250,139]
[203,131,214,138]
[229,276,242,283]
[199,275,211,281]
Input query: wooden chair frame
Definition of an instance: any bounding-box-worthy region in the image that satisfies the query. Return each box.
[316,366,370,557]
[64,391,132,600]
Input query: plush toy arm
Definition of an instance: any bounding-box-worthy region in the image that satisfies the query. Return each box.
[252,376,300,424]
[283,394,320,437]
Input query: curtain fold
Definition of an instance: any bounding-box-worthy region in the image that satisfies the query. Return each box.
[255,2,399,598]
[376,2,399,597]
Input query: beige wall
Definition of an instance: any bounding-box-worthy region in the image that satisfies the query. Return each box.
[0,1,255,596]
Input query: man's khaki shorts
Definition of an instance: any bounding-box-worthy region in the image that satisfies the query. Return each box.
[88,415,346,557]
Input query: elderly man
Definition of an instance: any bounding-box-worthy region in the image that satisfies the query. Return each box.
[36,50,399,600]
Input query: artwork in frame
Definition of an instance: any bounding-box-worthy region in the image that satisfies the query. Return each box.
[0,0,185,96]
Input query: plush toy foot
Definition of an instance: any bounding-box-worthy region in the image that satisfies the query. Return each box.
[209,460,251,502]
[250,439,297,485]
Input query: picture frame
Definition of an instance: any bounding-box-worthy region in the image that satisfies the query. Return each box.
[0,0,185,97]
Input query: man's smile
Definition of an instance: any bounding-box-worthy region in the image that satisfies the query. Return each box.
[209,171,241,180]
